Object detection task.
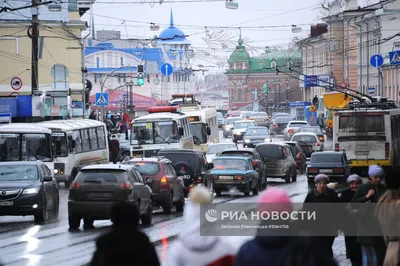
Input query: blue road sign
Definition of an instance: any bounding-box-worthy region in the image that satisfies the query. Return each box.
[95,92,109,106]
[160,63,173,76]
[389,50,400,65]
[368,87,376,96]
[370,54,384,68]
[304,75,318,87]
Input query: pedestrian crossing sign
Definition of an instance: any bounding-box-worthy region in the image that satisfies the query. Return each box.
[389,50,400,65]
[95,92,109,106]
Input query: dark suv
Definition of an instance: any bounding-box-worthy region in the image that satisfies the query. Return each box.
[157,149,214,196]
[122,157,185,214]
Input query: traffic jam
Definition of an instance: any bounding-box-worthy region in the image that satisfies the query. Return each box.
[0,93,399,266]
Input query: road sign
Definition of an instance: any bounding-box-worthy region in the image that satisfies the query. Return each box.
[10,77,22,90]
[95,92,109,106]
[389,50,400,65]
[304,75,318,87]
[370,54,384,68]
[368,87,376,96]
[0,113,11,124]
[160,63,173,76]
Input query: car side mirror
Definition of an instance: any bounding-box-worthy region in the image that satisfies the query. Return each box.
[207,127,211,136]
[208,162,214,169]
[216,152,221,156]
[43,175,53,182]
[146,177,153,185]
[178,127,184,136]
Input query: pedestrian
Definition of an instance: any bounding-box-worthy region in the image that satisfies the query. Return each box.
[235,187,338,266]
[109,134,120,164]
[304,174,340,258]
[375,170,400,266]
[164,186,235,266]
[90,202,160,266]
[89,110,96,120]
[318,114,325,132]
[340,174,363,266]
[351,165,387,266]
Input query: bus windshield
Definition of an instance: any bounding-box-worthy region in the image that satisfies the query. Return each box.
[131,121,181,145]
[190,123,207,144]
[52,132,68,157]
[0,133,52,162]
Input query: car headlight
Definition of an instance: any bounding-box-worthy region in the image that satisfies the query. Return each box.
[265,138,271,142]
[22,187,40,194]
[235,131,241,135]
[245,139,251,143]
[54,169,59,174]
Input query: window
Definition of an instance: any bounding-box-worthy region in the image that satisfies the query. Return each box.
[120,57,124,66]
[96,57,100,68]
[97,127,106,148]
[81,129,90,151]
[72,130,83,153]
[133,169,144,183]
[271,60,277,68]
[339,114,384,133]
[89,128,98,150]
[256,145,285,160]
[238,89,242,101]
[131,162,160,175]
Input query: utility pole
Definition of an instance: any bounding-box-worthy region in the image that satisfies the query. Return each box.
[31,0,39,93]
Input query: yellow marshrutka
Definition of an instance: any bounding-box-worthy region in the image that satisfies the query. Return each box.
[322,92,352,139]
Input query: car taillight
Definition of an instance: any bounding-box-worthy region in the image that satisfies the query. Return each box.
[297,152,301,159]
[334,168,344,173]
[236,176,243,180]
[120,181,132,189]
[71,181,81,189]
[335,143,339,151]
[288,129,294,134]
[196,177,202,183]
[319,136,324,141]
[282,149,287,159]
[252,160,257,166]
[308,168,319,173]
[385,142,389,158]
[274,124,278,128]
[316,142,321,146]
[161,177,167,183]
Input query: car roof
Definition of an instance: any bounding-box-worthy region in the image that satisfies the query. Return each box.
[312,151,343,156]
[293,132,318,136]
[127,157,166,163]
[280,141,299,145]
[288,121,308,123]
[246,126,267,130]
[214,156,250,160]
[234,120,255,123]
[81,164,134,171]
[158,148,201,155]
[221,148,256,153]
[0,161,42,166]
[209,143,237,147]
[256,142,289,147]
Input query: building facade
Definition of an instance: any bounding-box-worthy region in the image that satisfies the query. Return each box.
[85,10,196,105]
[225,38,302,110]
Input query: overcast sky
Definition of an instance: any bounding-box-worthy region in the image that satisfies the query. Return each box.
[82,0,376,72]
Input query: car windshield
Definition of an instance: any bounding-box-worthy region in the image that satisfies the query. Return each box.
[207,144,236,154]
[245,128,269,136]
[292,135,317,143]
[250,112,267,117]
[289,122,308,127]
[190,123,207,144]
[78,170,124,183]
[226,118,241,125]
[273,113,290,119]
[213,158,247,170]
[221,151,254,159]
[311,154,343,163]
[275,117,292,123]
[240,112,251,117]
[235,122,256,129]
[52,132,68,157]
[0,165,39,181]
[256,145,285,160]
[0,133,52,162]
[131,121,180,145]
[299,127,322,134]
[130,162,160,175]
[217,112,224,119]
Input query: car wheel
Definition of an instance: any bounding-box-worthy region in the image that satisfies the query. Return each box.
[244,191,250,196]
[175,197,185,213]
[162,193,173,214]
[291,172,297,182]
[34,199,47,224]
[83,217,94,228]
[141,202,153,226]
[68,215,81,229]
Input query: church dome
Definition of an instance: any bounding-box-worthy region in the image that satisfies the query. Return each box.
[228,38,250,63]
[158,10,188,43]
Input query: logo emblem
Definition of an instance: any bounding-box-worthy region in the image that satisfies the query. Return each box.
[1,191,6,196]
[205,209,218,223]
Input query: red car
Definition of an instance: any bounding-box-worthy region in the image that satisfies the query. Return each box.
[123,157,185,214]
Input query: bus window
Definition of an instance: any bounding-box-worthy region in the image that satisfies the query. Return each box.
[81,129,91,151]
[21,134,52,162]
[73,130,83,153]
[52,133,68,157]
[97,127,106,148]
[0,134,20,161]
[89,128,98,150]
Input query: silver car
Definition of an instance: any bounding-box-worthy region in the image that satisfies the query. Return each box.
[283,121,309,141]
[206,143,238,163]
[222,117,242,138]
[249,111,269,127]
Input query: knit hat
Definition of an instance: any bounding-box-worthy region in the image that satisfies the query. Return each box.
[189,186,213,204]
[368,165,384,177]
[111,134,117,140]
[257,188,293,213]
[314,174,329,183]
[347,174,362,184]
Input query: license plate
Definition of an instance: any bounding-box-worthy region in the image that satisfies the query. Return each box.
[0,201,13,206]
[89,192,111,197]
[319,169,333,173]
[219,176,233,180]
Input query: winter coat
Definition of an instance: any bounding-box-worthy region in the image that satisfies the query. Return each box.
[90,228,160,266]
[351,182,387,247]
[109,139,120,156]
[164,202,235,266]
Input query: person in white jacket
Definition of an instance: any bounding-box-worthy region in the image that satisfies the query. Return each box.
[164,186,236,266]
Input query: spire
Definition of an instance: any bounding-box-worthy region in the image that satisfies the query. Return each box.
[238,27,243,47]
[170,9,174,27]
[90,5,95,39]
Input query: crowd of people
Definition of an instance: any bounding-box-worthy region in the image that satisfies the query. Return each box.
[86,164,400,266]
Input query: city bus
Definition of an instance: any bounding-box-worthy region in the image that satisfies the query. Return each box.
[36,119,109,187]
[130,106,194,158]
[0,123,54,172]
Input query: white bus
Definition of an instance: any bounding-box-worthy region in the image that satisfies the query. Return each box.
[0,123,54,172]
[37,119,109,187]
[181,106,218,145]
[130,106,194,158]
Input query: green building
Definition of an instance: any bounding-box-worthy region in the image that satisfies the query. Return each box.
[225,38,303,110]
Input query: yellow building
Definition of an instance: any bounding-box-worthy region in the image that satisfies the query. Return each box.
[0,1,91,120]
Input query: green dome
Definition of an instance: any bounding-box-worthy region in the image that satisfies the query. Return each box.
[228,38,250,63]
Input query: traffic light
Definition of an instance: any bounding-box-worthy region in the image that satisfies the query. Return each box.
[137,74,144,86]
[84,79,92,104]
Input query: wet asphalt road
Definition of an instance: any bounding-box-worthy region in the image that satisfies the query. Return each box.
[0,131,332,266]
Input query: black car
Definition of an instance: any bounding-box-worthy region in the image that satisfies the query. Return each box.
[298,126,325,142]
[219,148,267,190]
[0,162,59,223]
[270,116,292,135]
[157,149,214,196]
[243,127,272,148]
[306,151,351,188]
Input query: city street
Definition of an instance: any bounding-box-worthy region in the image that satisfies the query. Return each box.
[0,130,341,266]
